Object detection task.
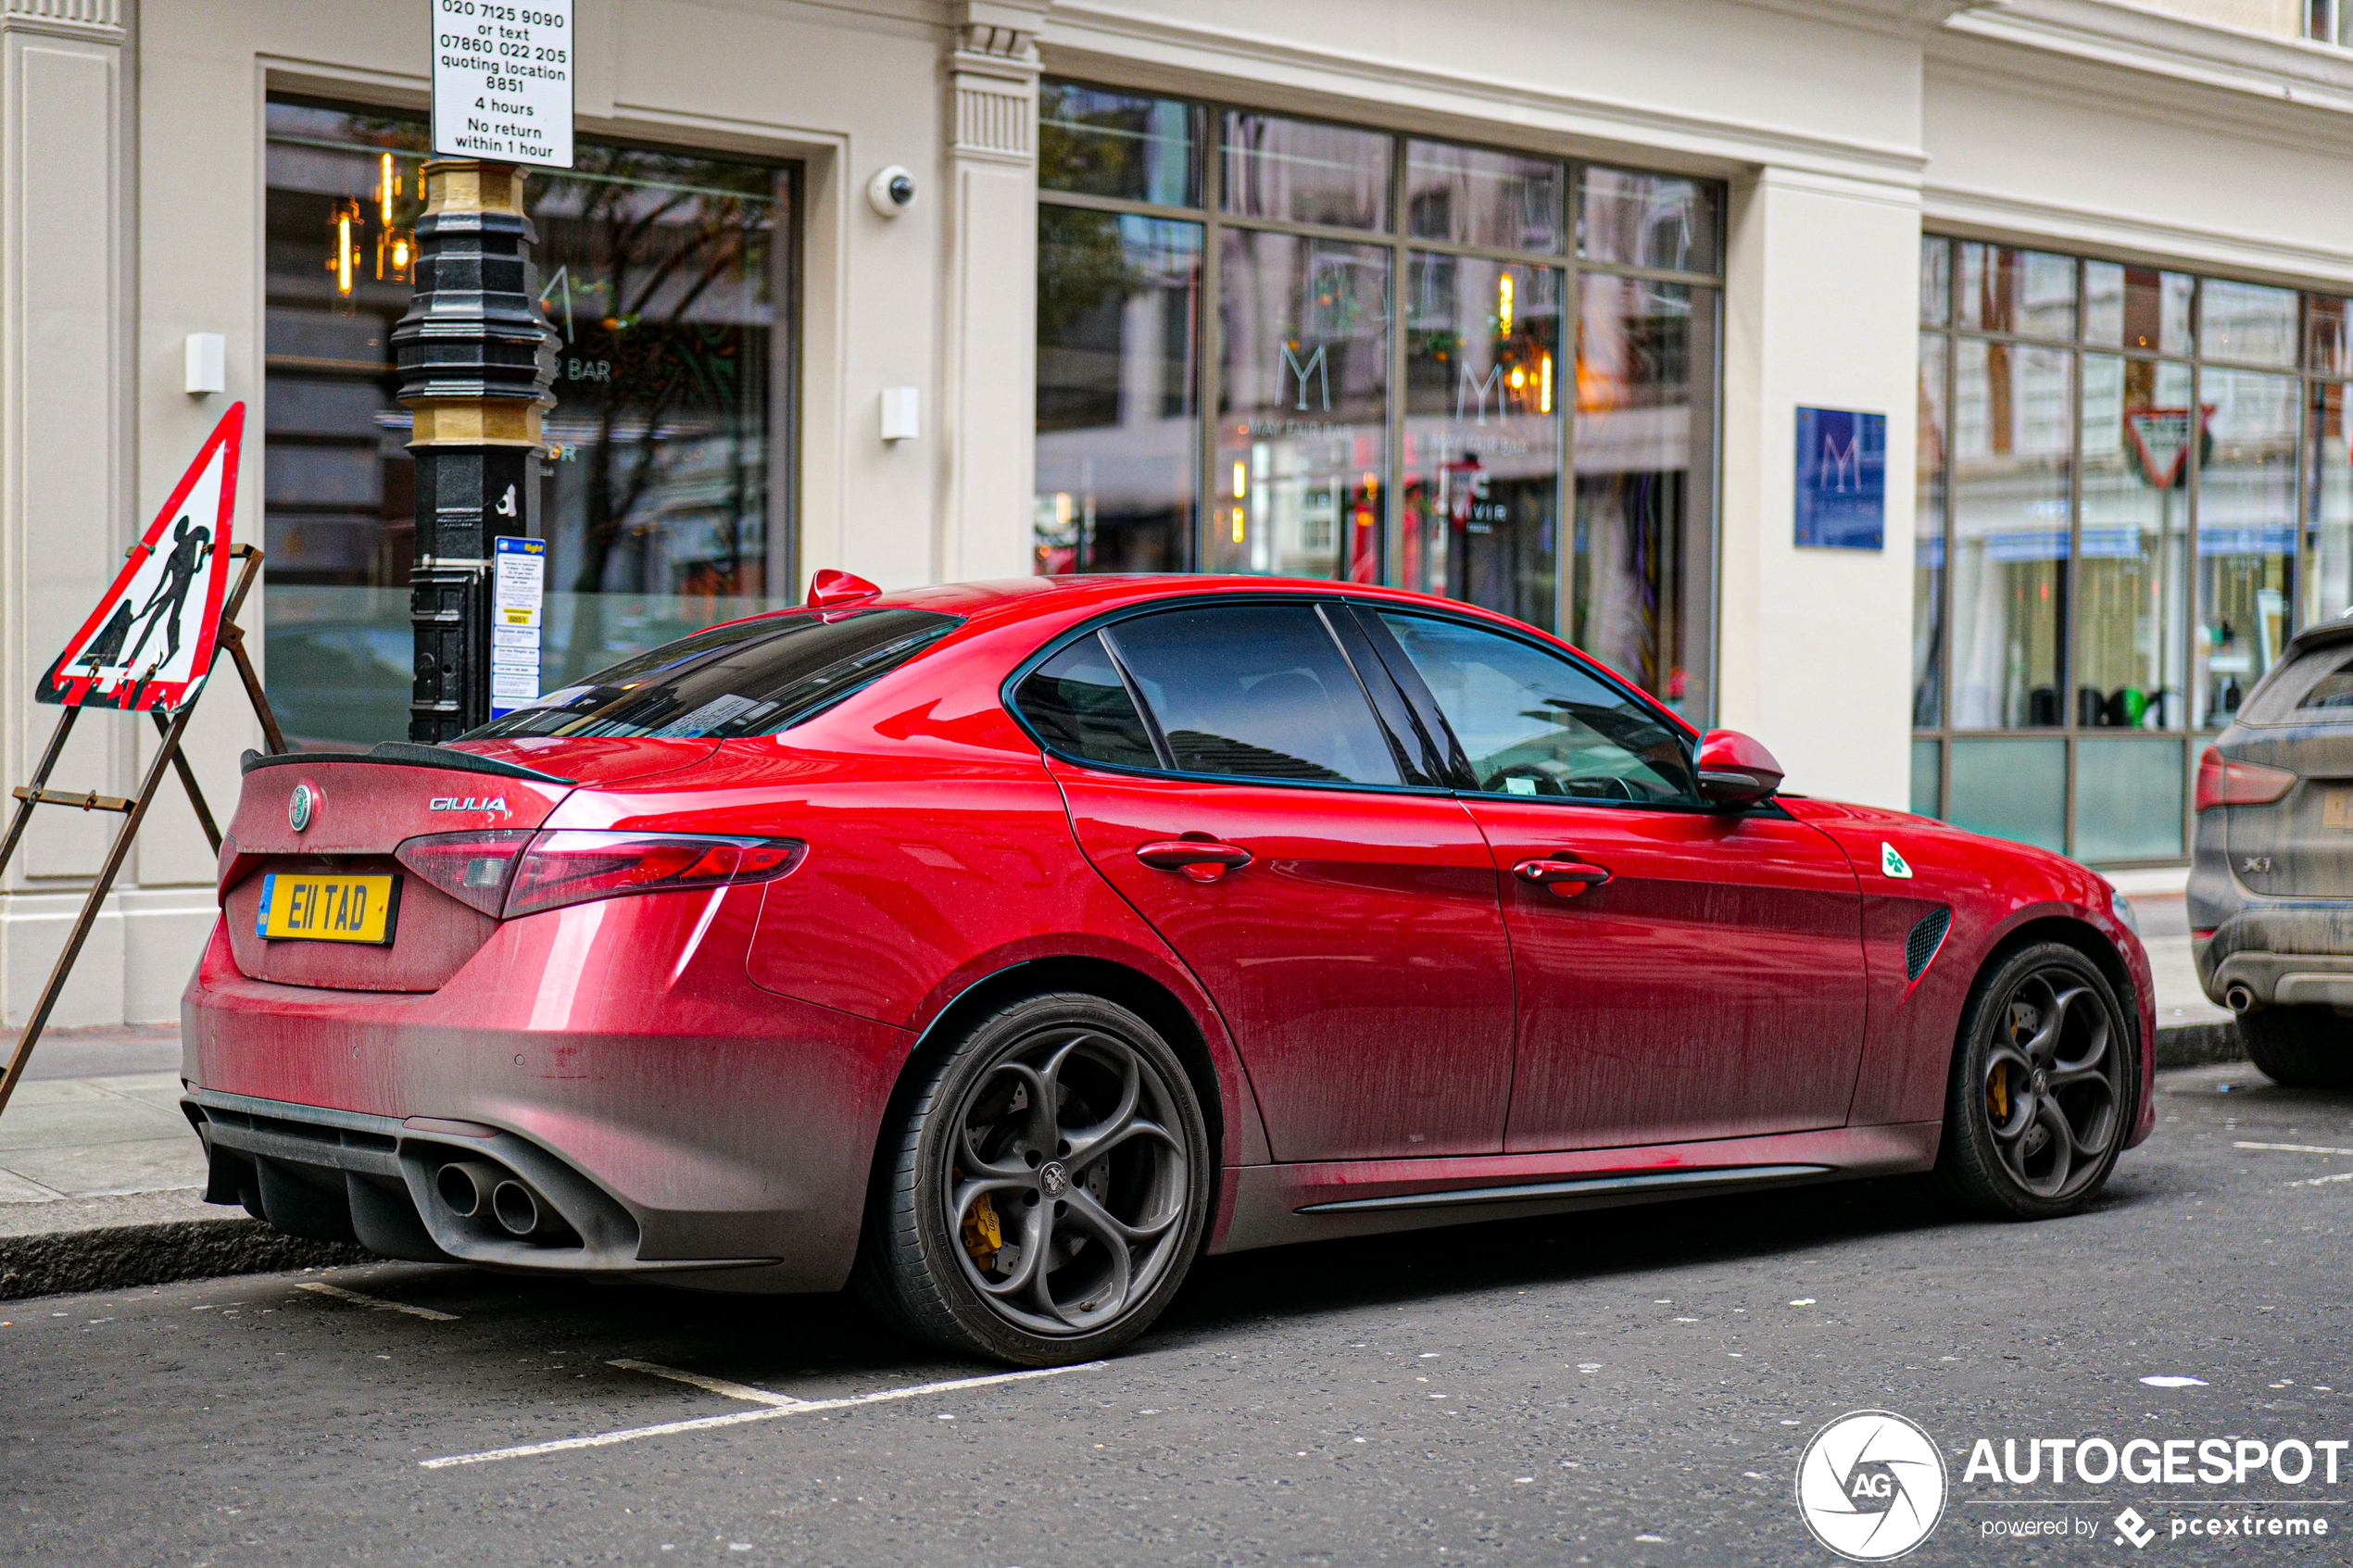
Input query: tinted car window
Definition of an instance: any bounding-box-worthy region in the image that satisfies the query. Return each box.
[2240,639,2353,725]
[1013,633,1161,770]
[1376,612,1699,804]
[1106,604,1404,785]
[465,608,959,740]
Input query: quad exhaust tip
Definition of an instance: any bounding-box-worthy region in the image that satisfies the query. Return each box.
[434,1160,504,1220]
[435,1160,563,1239]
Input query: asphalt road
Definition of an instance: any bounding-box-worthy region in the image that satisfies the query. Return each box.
[6,1062,2351,1567]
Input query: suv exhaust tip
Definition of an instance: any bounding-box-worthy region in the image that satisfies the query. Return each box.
[2225,982,2257,1014]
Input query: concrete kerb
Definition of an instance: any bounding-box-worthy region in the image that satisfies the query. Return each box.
[0,1023,2248,1305]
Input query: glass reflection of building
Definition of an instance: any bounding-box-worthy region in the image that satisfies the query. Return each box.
[262,100,792,748]
[1035,82,1723,723]
[1915,236,2352,864]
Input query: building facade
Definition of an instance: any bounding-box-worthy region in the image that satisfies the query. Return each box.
[5,0,2351,1024]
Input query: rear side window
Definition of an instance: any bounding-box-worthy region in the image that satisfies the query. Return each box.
[1376,612,1699,805]
[1104,603,1403,786]
[466,608,960,740]
[2240,639,2353,725]
[1013,633,1160,770]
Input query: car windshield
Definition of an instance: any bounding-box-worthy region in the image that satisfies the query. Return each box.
[463,608,961,740]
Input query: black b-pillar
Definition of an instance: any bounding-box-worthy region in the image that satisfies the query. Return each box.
[393,160,556,741]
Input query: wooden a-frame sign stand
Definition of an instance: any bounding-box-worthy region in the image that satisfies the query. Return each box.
[0,543,287,1120]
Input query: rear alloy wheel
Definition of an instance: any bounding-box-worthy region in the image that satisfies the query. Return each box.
[2238,1005,2353,1089]
[1935,942,2134,1219]
[860,993,1211,1366]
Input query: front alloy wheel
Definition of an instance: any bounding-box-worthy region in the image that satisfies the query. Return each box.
[861,993,1211,1365]
[1936,942,2133,1219]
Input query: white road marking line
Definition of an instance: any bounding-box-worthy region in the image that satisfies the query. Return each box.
[2234,1141,2353,1157]
[296,1282,459,1322]
[2288,1171,2353,1189]
[419,1361,1106,1469]
[609,1359,806,1407]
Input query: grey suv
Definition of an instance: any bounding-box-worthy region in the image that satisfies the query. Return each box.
[2191,618,2353,1085]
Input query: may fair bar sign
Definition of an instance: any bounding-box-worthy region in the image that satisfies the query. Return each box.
[432,0,574,169]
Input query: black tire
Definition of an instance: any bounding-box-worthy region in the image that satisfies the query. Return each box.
[856,992,1213,1366]
[2238,1006,2353,1089]
[1934,941,2135,1220]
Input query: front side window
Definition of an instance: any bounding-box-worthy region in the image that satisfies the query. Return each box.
[1377,612,1698,805]
[1105,603,1403,785]
[465,608,956,739]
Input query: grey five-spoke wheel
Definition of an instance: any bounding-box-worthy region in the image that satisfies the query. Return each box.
[859,993,1212,1366]
[1935,941,2135,1219]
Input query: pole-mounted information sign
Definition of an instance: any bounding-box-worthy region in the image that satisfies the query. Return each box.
[431,0,574,169]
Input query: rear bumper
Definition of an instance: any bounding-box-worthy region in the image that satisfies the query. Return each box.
[2191,897,2353,1010]
[180,888,917,1292]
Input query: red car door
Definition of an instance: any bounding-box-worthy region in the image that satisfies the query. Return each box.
[1013,601,1516,1164]
[1354,606,1869,1152]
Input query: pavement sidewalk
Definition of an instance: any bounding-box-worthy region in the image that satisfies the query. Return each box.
[0,877,2249,1299]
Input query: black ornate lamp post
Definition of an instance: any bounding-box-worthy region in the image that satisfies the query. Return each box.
[393,160,556,741]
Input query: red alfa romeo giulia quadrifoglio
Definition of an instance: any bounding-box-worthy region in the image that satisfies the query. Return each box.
[185,573,2154,1364]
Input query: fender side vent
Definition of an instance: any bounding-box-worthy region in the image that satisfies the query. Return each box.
[1906,907,1953,982]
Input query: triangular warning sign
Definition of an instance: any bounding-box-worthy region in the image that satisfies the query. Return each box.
[41,403,245,712]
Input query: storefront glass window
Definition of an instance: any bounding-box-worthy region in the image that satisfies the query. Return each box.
[1918,239,2352,863]
[1915,332,1947,726]
[1950,341,2072,728]
[1035,211,1202,572]
[1406,142,1564,254]
[2077,356,2189,729]
[2196,368,2299,725]
[1038,83,1200,206]
[1403,257,1561,628]
[1036,82,1725,721]
[1574,276,1713,712]
[1957,243,2075,340]
[1578,168,1717,274]
[262,100,789,748]
[2308,382,2353,624]
[1212,232,1390,580]
[1220,112,1390,231]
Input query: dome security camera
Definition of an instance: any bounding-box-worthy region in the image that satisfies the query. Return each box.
[867,166,917,218]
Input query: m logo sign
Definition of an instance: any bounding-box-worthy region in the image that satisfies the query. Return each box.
[1794,407,1887,550]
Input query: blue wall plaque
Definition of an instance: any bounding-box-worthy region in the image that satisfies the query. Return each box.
[1794,407,1886,550]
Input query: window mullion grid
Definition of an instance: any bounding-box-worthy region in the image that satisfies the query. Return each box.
[1200,122,1226,575]
[2065,316,2083,858]
[1389,136,1408,591]
[1563,160,1583,648]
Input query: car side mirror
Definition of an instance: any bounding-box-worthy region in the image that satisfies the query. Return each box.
[1695,729,1784,808]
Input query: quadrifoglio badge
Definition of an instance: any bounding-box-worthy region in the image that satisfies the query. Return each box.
[1794,1411,2344,1557]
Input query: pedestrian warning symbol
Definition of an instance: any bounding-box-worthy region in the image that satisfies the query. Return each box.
[41,403,245,712]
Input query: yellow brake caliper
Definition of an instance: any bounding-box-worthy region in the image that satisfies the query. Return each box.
[1988,1060,2009,1122]
[962,1190,1003,1271]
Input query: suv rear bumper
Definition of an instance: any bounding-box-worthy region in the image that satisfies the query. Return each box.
[2193,900,2353,1010]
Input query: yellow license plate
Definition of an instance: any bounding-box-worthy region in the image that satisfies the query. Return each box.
[256,872,400,945]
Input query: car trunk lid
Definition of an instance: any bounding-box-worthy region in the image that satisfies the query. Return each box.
[218,740,708,992]
[2224,629,2353,899]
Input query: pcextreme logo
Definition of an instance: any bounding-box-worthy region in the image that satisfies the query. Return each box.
[1796,1411,1949,1561]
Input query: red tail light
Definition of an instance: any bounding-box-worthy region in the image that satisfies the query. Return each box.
[395,830,538,916]
[396,829,802,920]
[502,831,804,918]
[2193,746,2296,812]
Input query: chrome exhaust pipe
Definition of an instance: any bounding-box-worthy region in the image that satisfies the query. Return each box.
[491,1178,550,1237]
[435,1161,504,1220]
[2225,983,2256,1014]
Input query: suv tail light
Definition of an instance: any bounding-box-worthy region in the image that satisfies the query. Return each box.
[398,829,805,921]
[2194,746,2296,812]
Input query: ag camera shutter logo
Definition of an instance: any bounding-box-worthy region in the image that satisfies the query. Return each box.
[1795,1411,1947,1561]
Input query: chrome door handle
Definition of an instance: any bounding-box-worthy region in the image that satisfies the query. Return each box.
[1136,839,1253,883]
[1513,856,1612,898]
